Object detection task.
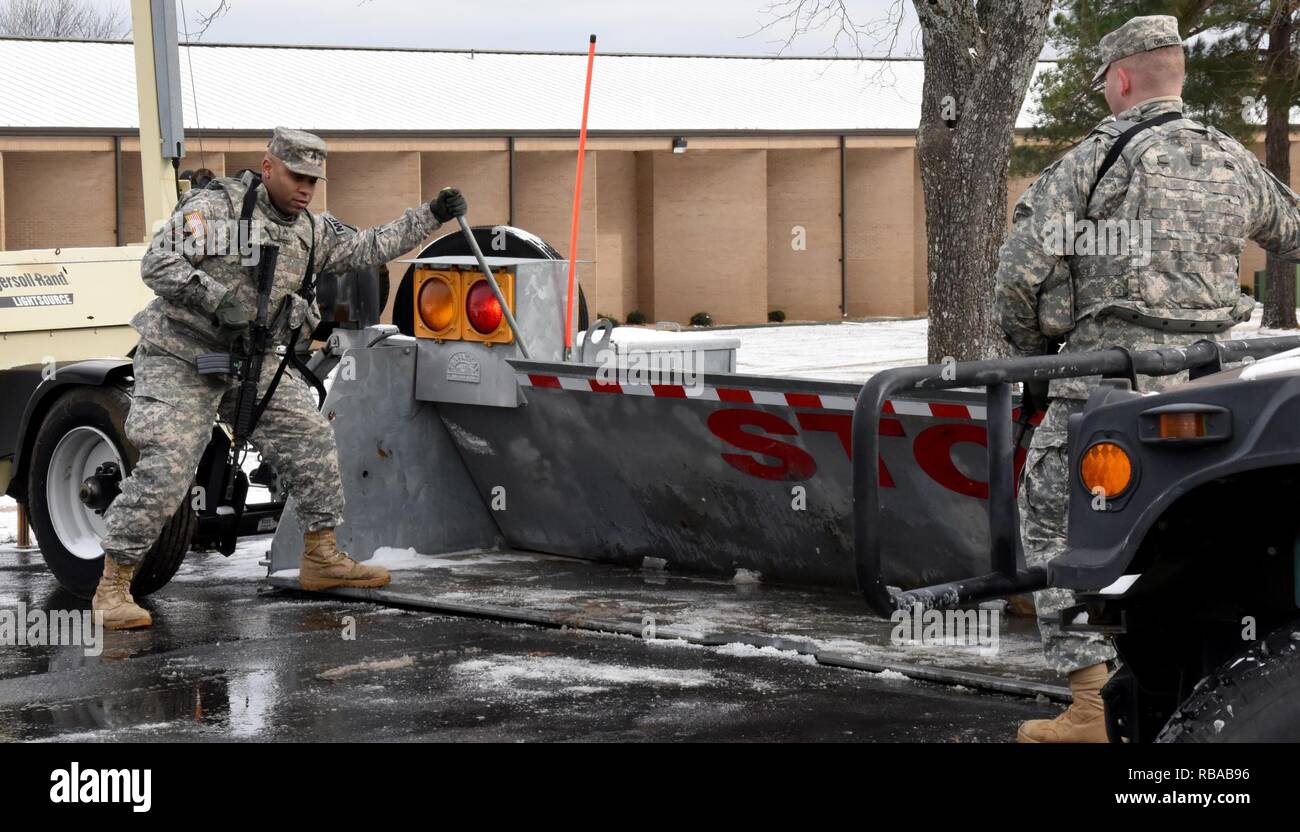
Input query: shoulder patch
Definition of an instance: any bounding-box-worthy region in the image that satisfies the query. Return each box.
[323,213,355,235]
[183,211,206,239]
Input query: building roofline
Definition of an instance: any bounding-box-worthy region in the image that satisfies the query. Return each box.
[0,34,1044,63]
[0,126,924,138]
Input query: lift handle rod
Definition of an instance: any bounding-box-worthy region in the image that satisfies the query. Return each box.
[457,216,531,359]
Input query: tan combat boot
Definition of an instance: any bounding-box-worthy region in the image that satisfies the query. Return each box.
[91,555,152,630]
[1017,662,1110,743]
[299,528,391,591]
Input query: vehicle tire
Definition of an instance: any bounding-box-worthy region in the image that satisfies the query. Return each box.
[25,385,196,599]
[1156,618,1300,742]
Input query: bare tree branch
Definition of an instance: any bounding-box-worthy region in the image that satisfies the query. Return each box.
[745,0,913,86]
[188,0,229,41]
[747,0,912,59]
[0,0,128,39]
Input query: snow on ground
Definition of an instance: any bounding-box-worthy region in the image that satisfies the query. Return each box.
[0,500,15,545]
[732,318,929,383]
[729,306,1287,385]
[714,642,819,665]
[451,654,719,700]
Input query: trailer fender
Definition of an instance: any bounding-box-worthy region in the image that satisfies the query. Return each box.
[4,358,133,501]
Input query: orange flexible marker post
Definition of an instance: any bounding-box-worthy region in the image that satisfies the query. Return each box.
[564,34,597,355]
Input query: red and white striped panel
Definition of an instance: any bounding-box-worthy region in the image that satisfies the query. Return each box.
[518,372,991,420]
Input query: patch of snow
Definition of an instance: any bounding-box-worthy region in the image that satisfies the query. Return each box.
[0,497,19,545]
[441,420,495,456]
[170,540,271,582]
[318,655,415,681]
[732,319,928,383]
[732,568,762,584]
[715,642,817,665]
[369,547,542,572]
[562,685,610,695]
[453,654,717,691]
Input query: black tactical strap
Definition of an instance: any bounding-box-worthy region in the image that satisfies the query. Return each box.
[1089,111,1183,202]
[238,172,261,255]
[237,176,326,423]
[301,212,317,304]
[291,211,324,406]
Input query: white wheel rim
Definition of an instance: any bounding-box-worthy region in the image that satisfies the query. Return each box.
[45,426,123,560]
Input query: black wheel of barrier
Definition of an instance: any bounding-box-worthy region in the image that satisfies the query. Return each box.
[394,224,587,337]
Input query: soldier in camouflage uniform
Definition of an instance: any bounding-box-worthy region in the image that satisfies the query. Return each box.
[94,127,468,629]
[993,16,1300,741]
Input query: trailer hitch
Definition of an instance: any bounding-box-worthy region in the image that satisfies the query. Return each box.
[852,335,1300,617]
[79,461,122,515]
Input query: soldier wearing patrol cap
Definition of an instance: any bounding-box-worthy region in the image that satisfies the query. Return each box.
[93,127,469,629]
[994,15,1300,742]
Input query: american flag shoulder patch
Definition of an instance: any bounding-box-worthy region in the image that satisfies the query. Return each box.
[184,211,206,238]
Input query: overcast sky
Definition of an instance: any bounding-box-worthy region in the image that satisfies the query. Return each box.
[159,0,926,56]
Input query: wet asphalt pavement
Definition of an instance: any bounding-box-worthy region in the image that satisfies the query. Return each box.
[0,540,1057,742]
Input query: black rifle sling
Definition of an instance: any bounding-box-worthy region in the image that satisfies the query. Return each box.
[250,211,326,432]
[1088,110,1182,204]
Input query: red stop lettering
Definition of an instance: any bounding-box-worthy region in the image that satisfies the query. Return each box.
[913,423,1029,499]
[794,411,902,487]
[707,409,817,481]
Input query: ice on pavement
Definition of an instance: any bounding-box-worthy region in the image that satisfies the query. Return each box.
[269,546,558,579]
[715,642,818,665]
[452,654,718,698]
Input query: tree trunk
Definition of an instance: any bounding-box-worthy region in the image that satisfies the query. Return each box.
[1262,4,1298,330]
[913,0,1053,362]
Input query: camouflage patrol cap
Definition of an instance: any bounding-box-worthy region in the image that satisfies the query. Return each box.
[1092,15,1184,84]
[267,126,328,180]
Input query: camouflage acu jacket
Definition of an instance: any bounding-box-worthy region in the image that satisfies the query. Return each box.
[133,171,441,361]
[993,98,1300,383]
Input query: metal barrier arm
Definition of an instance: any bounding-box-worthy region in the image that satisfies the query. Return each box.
[853,336,1300,617]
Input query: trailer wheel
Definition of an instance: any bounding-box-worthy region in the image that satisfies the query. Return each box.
[1156,619,1300,742]
[25,385,195,599]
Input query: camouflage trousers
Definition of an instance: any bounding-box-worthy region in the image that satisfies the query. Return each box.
[101,340,343,566]
[1018,398,1117,675]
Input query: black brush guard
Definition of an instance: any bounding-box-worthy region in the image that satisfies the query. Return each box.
[852,335,1300,617]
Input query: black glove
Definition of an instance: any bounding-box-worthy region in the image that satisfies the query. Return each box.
[430,187,467,223]
[212,290,251,334]
[1020,378,1050,420]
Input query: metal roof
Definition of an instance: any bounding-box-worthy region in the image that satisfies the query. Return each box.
[0,38,1054,133]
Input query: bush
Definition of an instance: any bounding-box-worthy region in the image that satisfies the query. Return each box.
[595,312,619,325]
[690,311,713,327]
[626,310,648,325]
[768,310,786,323]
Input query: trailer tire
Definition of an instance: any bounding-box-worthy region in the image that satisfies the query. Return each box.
[1155,619,1300,742]
[25,385,195,599]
